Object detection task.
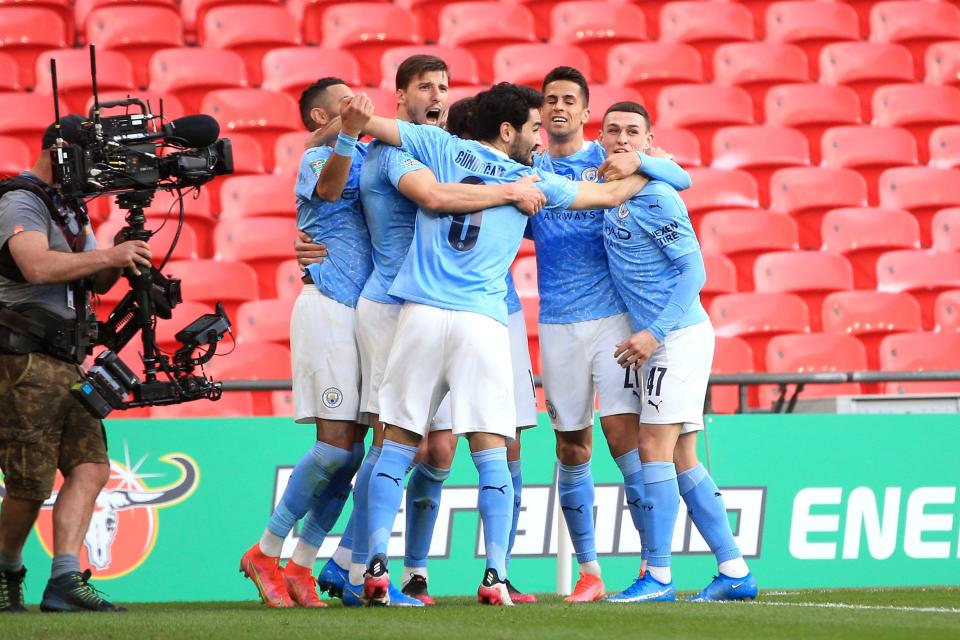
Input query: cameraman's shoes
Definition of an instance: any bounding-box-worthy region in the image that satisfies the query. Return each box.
[40,569,125,612]
[0,567,27,613]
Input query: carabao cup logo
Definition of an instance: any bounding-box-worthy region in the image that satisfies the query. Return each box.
[22,446,199,579]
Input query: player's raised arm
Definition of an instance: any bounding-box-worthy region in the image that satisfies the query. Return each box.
[398,171,546,216]
[568,173,649,210]
[340,93,403,147]
[312,116,356,202]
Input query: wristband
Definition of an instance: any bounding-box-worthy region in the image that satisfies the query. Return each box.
[334,131,358,157]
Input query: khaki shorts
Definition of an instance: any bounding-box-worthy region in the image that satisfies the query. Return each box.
[0,352,108,501]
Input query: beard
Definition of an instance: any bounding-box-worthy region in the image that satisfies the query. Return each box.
[508,139,535,166]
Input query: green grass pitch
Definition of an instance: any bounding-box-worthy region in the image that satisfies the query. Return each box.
[2,589,958,640]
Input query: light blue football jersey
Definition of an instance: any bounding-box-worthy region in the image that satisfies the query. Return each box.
[390,120,578,325]
[358,141,426,305]
[602,180,709,334]
[505,270,522,315]
[295,144,372,308]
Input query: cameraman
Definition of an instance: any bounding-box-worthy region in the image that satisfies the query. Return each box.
[0,116,150,613]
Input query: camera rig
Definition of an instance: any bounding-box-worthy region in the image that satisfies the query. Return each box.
[47,45,236,418]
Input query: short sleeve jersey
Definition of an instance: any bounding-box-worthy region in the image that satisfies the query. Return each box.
[390,120,577,325]
[295,144,373,308]
[602,180,708,333]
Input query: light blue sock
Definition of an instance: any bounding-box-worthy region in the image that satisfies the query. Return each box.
[473,447,513,578]
[367,440,417,564]
[350,445,381,566]
[679,464,742,564]
[614,449,647,560]
[267,441,353,539]
[642,461,679,569]
[558,462,597,564]
[299,442,365,547]
[404,462,450,569]
[506,459,522,565]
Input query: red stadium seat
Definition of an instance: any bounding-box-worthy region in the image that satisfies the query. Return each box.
[273,131,307,177]
[234,297,295,345]
[932,208,960,253]
[702,252,737,311]
[75,0,178,30]
[583,84,644,140]
[0,94,54,164]
[765,0,860,79]
[754,251,854,330]
[214,217,298,298]
[322,3,419,87]
[0,7,68,90]
[517,238,535,259]
[764,84,861,165]
[821,207,920,289]
[872,84,960,164]
[270,389,295,416]
[84,5,183,88]
[381,45,478,89]
[494,44,591,89]
[870,0,960,79]
[819,42,913,122]
[205,341,291,415]
[290,0,387,45]
[181,0,281,40]
[350,86,398,118]
[149,48,248,114]
[219,174,296,220]
[878,167,960,247]
[150,392,255,418]
[700,209,798,291]
[34,49,134,115]
[930,126,960,170]
[94,215,199,266]
[925,40,960,87]
[711,126,809,207]
[511,255,538,298]
[710,335,753,413]
[0,52,20,93]
[935,289,960,333]
[275,259,303,299]
[681,168,758,232]
[501,0,577,41]
[820,125,918,206]
[201,5,299,86]
[392,0,462,44]
[549,1,647,83]
[761,333,867,407]
[658,1,754,81]
[1,0,73,44]
[205,132,265,213]
[201,88,300,172]
[876,249,960,330]
[821,291,922,371]
[152,300,214,351]
[657,85,753,164]
[164,258,259,322]
[769,167,868,250]
[710,291,810,372]
[262,47,360,100]
[713,43,809,122]
[0,136,31,178]
[879,332,960,395]
[651,127,701,168]
[605,43,702,123]
[438,2,536,84]
[111,189,215,257]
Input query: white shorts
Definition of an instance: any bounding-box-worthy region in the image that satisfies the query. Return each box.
[356,297,401,422]
[431,309,538,432]
[379,303,516,439]
[639,320,714,434]
[290,287,361,423]
[540,313,642,431]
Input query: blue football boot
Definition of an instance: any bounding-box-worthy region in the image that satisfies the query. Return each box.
[342,581,365,607]
[686,573,758,602]
[317,559,348,600]
[607,573,676,603]
[387,582,425,607]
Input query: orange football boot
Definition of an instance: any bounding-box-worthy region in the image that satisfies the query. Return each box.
[240,544,294,608]
[284,561,327,608]
[564,571,606,603]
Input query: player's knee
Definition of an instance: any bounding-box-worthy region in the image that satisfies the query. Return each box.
[65,462,110,492]
[425,435,456,468]
[673,433,699,472]
[555,438,590,465]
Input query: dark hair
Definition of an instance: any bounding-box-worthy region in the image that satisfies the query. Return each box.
[41,114,85,150]
[446,97,475,139]
[603,101,651,131]
[541,66,589,106]
[298,77,347,130]
[472,83,543,143]
[395,54,449,92]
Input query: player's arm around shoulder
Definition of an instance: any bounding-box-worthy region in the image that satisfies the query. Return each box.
[569,173,648,211]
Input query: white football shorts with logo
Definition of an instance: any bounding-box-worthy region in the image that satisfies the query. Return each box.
[290,287,362,423]
[431,309,538,432]
[355,296,402,423]
[539,312,643,431]
[639,320,714,434]
[379,303,516,439]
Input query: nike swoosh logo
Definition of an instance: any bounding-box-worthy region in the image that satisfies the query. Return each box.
[731,582,745,589]
[637,588,672,600]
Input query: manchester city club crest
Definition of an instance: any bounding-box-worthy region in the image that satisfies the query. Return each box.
[582,166,599,182]
[618,203,630,219]
[546,399,558,420]
[322,387,343,408]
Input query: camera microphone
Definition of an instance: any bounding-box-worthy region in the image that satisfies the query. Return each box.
[160,115,220,148]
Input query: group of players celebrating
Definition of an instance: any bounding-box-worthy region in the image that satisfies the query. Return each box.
[238,53,758,607]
